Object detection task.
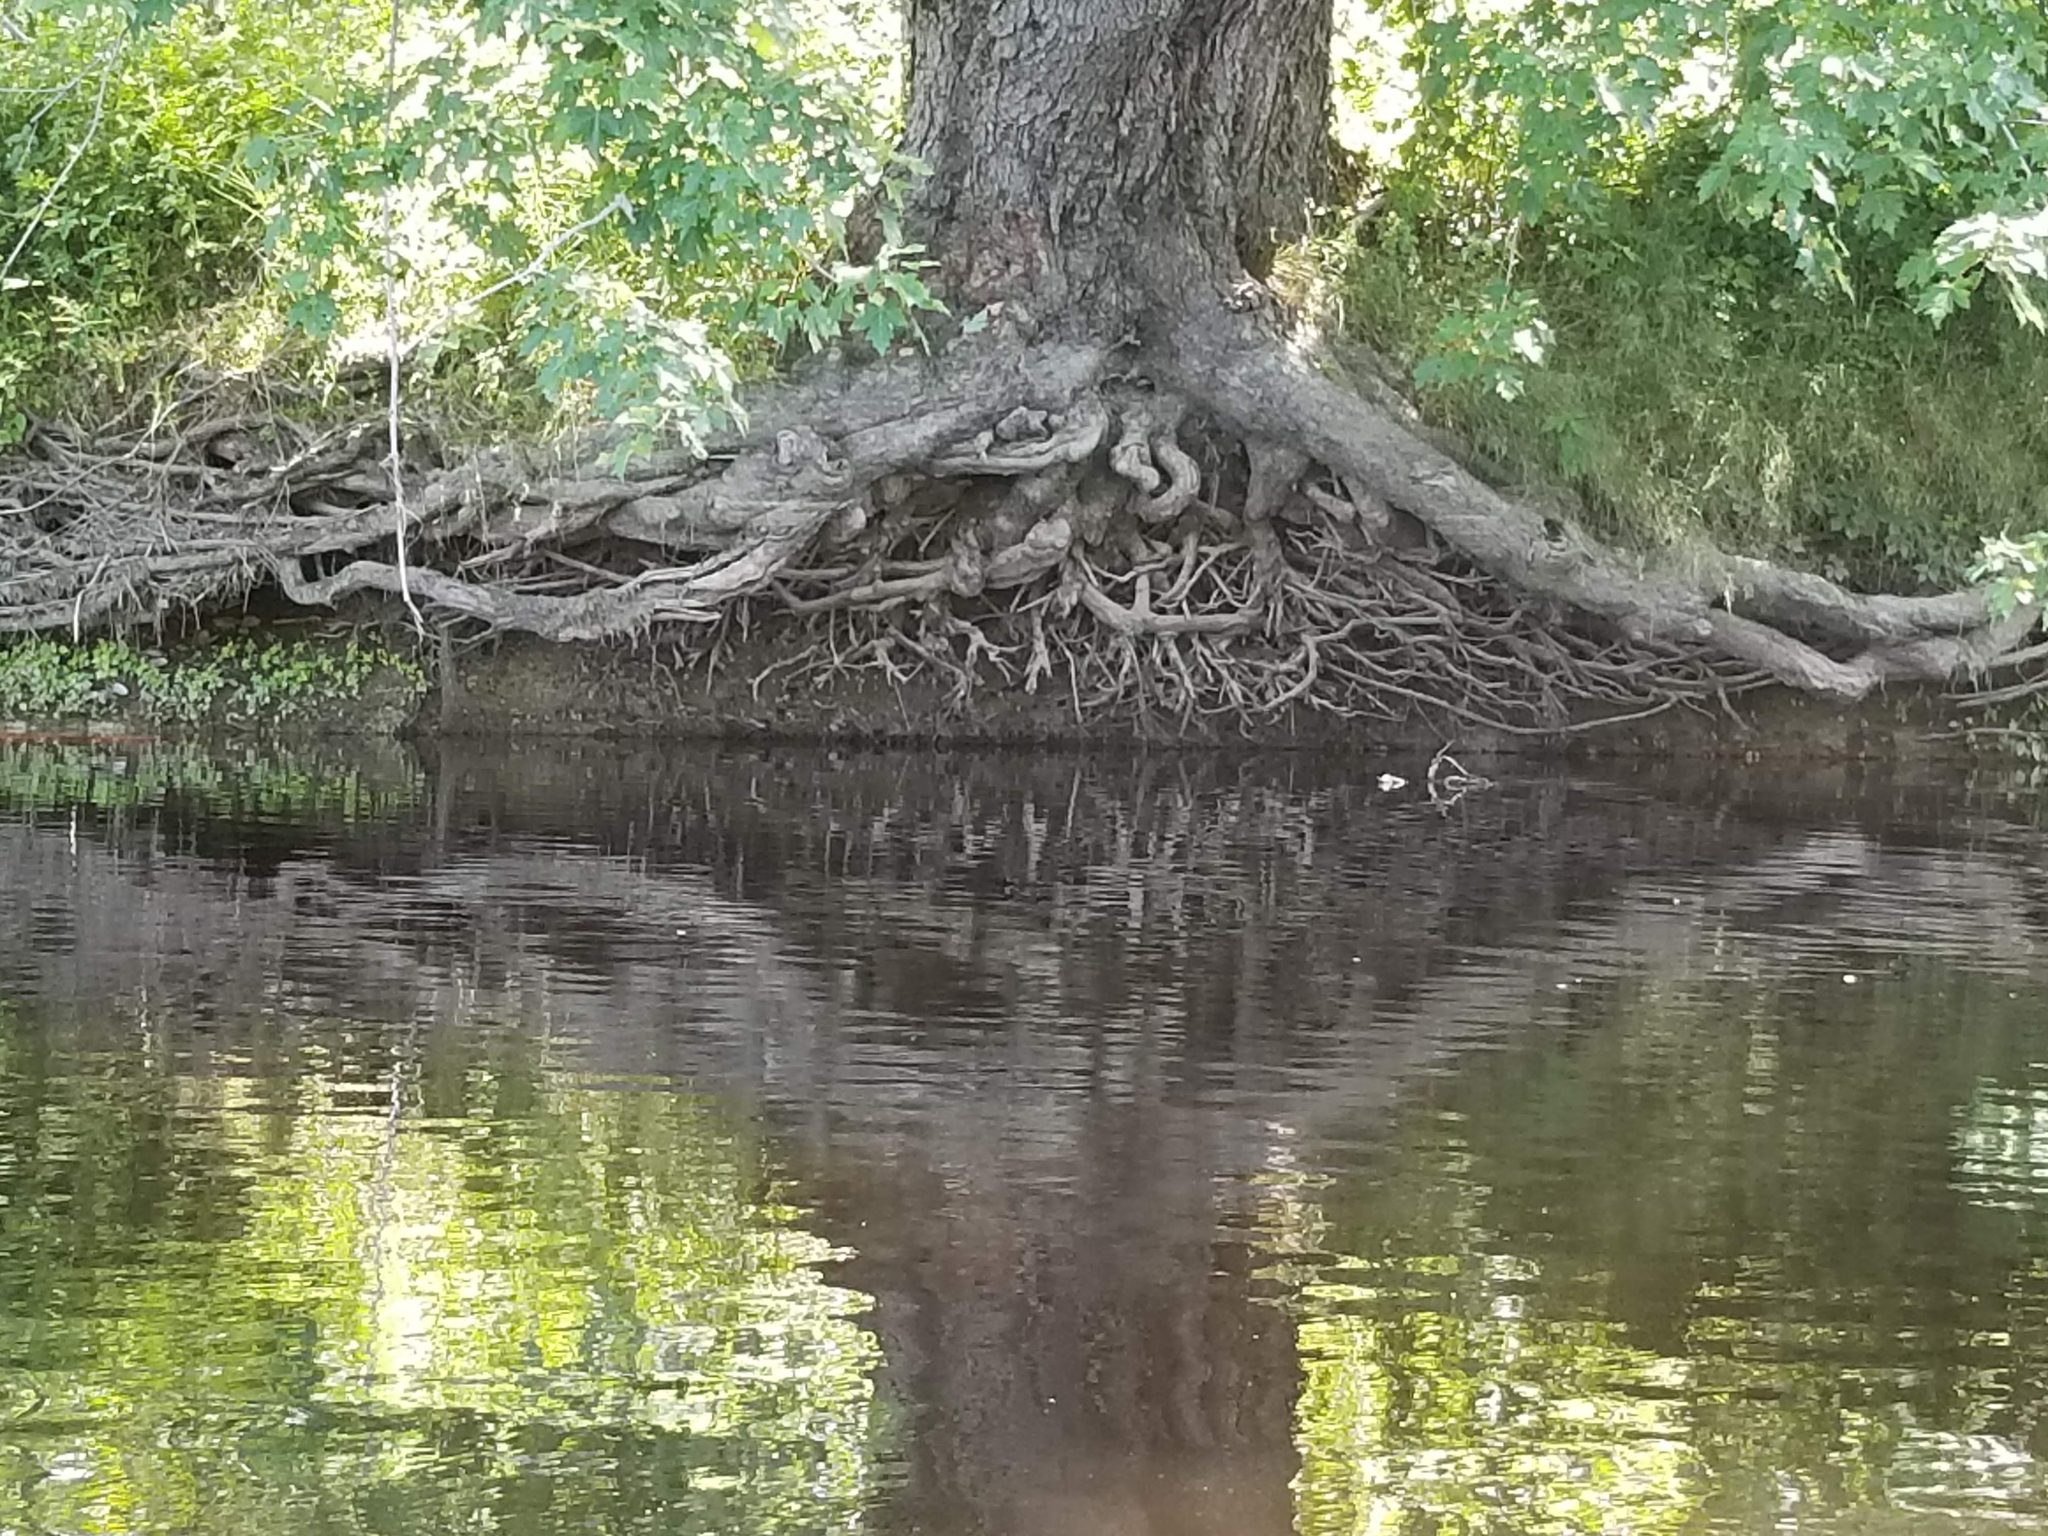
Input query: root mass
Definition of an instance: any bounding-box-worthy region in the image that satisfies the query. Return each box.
[3,0,2038,736]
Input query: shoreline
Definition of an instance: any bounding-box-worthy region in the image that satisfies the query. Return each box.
[0,619,2022,762]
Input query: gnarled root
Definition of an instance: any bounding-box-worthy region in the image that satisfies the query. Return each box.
[0,333,1104,640]
[3,300,2040,735]
[1163,303,2033,703]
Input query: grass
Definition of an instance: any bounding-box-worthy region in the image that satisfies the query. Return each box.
[1331,197,2048,592]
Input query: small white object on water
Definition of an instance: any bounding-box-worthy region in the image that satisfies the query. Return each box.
[1376,773,1408,791]
[1842,973,1859,985]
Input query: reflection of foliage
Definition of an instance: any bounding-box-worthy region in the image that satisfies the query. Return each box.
[1285,964,2048,1533]
[1296,1300,1699,1535]
[1283,1158,1706,1535]
[0,1030,881,1535]
[1956,1079,2048,1212]
[0,739,420,817]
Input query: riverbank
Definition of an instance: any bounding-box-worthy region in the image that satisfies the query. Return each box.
[0,617,2032,762]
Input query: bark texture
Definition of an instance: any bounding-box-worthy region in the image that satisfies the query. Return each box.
[902,0,1330,318]
[0,0,2039,732]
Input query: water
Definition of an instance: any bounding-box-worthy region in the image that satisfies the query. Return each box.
[3,739,2048,1534]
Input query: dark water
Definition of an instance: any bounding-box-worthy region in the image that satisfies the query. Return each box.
[4,740,2048,1535]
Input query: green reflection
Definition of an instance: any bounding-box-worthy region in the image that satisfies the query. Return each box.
[0,739,419,818]
[1288,965,2048,1535]
[1295,1285,1700,1533]
[0,1016,880,1536]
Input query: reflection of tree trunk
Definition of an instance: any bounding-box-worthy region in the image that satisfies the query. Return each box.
[356,1020,417,1389]
[806,1113,1300,1536]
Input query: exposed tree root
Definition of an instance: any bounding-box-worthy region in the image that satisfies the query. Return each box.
[2,307,2039,734]
[1166,303,2035,702]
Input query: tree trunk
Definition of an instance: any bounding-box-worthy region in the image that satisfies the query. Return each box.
[902,0,1331,322]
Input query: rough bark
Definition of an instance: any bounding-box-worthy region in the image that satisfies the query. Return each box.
[0,0,2039,730]
[902,0,1329,322]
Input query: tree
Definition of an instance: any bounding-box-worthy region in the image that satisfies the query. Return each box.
[2,0,2043,730]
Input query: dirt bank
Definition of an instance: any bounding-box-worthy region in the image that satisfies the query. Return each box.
[427,628,1999,762]
[0,615,2021,762]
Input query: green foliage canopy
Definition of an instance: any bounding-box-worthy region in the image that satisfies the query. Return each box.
[1331,0,2048,587]
[1,0,924,444]
[1387,0,2048,325]
[7,0,2045,429]
[260,0,928,442]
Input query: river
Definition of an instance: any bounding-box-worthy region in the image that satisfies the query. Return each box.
[2,738,2047,1534]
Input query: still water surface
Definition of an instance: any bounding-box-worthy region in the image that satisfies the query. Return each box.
[3,740,2048,1534]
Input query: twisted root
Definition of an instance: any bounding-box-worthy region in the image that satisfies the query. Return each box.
[2,316,2038,735]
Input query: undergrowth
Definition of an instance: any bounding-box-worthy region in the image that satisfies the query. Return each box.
[2,0,915,451]
[0,631,425,727]
[1329,173,2048,598]
[0,1,341,437]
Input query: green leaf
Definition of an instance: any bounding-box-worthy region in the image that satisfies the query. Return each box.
[285,291,340,338]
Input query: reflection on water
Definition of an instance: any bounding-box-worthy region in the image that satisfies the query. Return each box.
[1287,959,2048,1535]
[5,740,2048,1532]
[0,1025,877,1535]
